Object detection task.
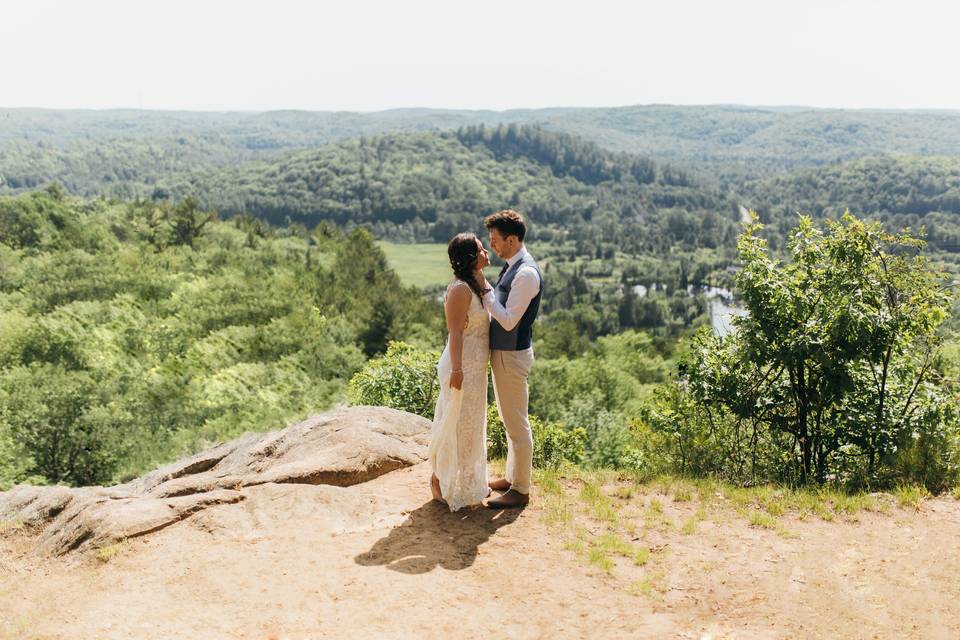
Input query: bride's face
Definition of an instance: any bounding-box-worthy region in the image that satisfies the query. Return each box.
[474,238,490,271]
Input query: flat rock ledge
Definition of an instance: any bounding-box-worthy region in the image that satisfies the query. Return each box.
[0,406,430,555]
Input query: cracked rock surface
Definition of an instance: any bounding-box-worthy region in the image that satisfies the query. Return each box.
[0,406,430,555]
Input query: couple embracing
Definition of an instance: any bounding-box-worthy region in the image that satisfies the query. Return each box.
[428,209,542,511]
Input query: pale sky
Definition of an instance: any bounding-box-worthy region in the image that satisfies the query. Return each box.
[2,0,959,112]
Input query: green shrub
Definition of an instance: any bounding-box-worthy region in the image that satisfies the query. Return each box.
[675,214,957,488]
[487,404,587,468]
[0,424,41,490]
[0,363,127,485]
[347,341,440,418]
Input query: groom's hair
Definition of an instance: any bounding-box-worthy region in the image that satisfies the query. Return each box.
[484,209,526,242]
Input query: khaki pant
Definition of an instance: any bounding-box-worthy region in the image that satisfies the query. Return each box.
[490,348,534,494]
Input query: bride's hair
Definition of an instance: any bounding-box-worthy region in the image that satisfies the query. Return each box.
[447,232,484,299]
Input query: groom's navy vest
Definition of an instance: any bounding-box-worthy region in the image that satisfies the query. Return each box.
[490,252,543,351]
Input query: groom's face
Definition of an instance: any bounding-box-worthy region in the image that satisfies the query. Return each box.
[488,228,516,260]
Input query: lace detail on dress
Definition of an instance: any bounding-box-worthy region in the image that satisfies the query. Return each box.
[428,280,490,511]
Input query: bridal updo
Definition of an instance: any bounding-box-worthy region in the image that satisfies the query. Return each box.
[447,232,485,299]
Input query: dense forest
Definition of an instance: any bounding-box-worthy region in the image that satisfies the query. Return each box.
[0,188,438,487]
[150,126,733,249]
[5,106,960,197]
[1,105,959,493]
[744,156,960,250]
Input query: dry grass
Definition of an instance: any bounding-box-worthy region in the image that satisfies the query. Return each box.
[94,541,127,563]
[530,466,929,600]
[533,469,675,596]
[0,520,24,534]
[894,485,930,511]
[627,570,666,597]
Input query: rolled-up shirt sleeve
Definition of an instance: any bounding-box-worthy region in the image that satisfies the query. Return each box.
[483,266,541,332]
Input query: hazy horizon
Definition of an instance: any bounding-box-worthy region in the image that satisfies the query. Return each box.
[4,103,960,116]
[3,0,959,113]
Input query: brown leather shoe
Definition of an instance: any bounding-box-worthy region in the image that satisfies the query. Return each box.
[486,489,529,509]
[488,477,512,492]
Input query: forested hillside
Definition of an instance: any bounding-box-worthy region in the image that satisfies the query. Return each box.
[5,105,960,197]
[152,125,735,252]
[2,106,959,494]
[744,156,960,250]
[0,188,438,487]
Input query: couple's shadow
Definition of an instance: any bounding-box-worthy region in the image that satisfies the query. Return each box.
[354,500,521,574]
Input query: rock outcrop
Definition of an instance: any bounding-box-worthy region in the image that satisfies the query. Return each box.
[0,406,430,555]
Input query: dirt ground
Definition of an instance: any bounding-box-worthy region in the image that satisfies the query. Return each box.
[2,463,959,640]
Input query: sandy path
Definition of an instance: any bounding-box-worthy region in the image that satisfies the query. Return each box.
[2,464,959,639]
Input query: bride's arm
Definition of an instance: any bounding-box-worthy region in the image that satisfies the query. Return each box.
[444,283,471,390]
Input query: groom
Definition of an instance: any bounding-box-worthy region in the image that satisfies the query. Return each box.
[481,209,543,509]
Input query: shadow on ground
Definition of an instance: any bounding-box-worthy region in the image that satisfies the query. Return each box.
[355,500,522,573]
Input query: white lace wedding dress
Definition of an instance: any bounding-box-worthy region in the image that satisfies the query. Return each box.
[429,280,490,511]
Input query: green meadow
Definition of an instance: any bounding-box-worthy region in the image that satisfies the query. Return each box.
[377,241,502,288]
[376,242,451,287]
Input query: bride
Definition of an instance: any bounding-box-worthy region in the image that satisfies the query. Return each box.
[429,232,491,511]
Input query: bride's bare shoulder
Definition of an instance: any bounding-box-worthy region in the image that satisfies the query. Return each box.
[444,279,474,305]
[445,279,471,294]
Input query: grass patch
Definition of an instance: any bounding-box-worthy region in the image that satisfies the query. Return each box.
[542,494,573,525]
[593,501,619,524]
[746,509,796,538]
[832,492,876,517]
[0,519,24,533]
[748,510,779,529]
[534,469,564,496]
[627,571,666,597]
[588,548,615,573]
[952,486,960,501]
[596,533,634,557]
[755,487,788,516]
[794,491,835,521]
[894,485,930,510]
[633,546,651,566]
[579,481,619,524]
[561,527,651,575]
[564,540,587,555]
[641,497,673,530]
[707,480,894,522]
[681,500,710,535]
[667,479,695,502]
[95,541,126,563]
[579,481,602,504]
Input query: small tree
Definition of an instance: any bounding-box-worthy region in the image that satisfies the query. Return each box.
[682,213,955,487]
[347,341,440,418]
[167,197,216,247]
[0,364,125,486]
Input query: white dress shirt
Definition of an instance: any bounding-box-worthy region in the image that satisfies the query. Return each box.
[482,246,541,332]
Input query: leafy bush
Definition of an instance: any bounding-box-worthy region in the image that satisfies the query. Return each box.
[0,425,40,490]
[487,404,587,468]
[672,213,959,489]
[0,191,433,486]
[0,364,127,485]
[347,341,441,418]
